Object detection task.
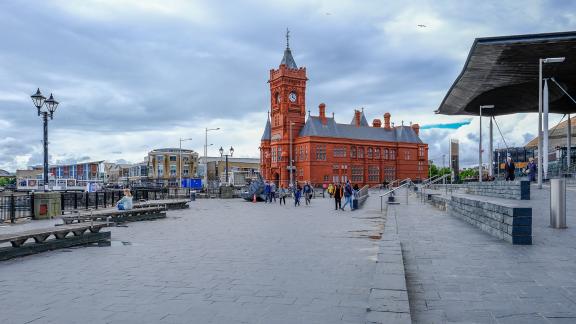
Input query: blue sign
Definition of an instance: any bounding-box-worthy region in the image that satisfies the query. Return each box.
[181,178,202,189]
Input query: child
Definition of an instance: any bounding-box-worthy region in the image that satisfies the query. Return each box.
[116,188,133,210]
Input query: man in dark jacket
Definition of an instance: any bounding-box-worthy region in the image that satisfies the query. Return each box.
[264,182,272,203]
[334,183,343,210]
[303,182,313,205]
[505,157,515,181]
[340,181,354,211]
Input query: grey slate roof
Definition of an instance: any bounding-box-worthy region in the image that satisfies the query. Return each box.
[261,117,271,141]
[350,111,369,126]
[299,116,423,144]
[280,47,297,69]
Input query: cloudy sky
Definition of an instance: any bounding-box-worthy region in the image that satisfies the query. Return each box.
[0,0,574,172]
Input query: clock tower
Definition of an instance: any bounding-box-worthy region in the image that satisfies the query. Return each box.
[265,29,307,186]
[269,30,307,143]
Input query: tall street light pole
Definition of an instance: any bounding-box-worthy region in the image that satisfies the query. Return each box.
[30,89,59,191]
[204,127,220,189]
[179,137,192,188]
[219,146,234,184]
[538,57,565,189]
[479,105,494,183]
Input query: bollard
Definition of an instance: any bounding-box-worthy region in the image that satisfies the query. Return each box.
[550,178,567,228]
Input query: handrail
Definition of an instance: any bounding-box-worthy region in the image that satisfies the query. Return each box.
[421,175,439,185]
[389,178,412,188]
[424,174,450,187]
[379,181,412,211]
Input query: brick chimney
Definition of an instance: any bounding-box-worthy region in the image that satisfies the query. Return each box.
[319,103,326,124]
[383,112,391,129]
[372,119,381,128]
[411,123,420,136]
[354,110,361,127]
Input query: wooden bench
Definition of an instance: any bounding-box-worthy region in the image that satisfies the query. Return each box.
[62,206,166,225]
[0,223,110,261]
[134,199,189,210]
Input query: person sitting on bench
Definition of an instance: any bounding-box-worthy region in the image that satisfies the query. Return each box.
[116,189,133,210]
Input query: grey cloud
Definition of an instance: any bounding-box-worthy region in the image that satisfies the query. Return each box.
[0,0,573,171]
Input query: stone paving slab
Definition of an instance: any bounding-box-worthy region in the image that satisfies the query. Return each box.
[0,197,384,324]
[395,185,576,323]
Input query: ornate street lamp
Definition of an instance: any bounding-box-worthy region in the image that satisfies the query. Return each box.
[219,146,234,184]
[30,88,59,191]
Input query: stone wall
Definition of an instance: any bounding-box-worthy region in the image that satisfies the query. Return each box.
[448,195,532,245]
[431,181,530,200]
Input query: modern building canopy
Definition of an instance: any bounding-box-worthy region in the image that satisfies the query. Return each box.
[437,31,576,117]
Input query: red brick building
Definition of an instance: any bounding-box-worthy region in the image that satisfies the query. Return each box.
[260,38,428,187]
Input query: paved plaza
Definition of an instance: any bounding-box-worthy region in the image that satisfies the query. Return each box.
[2,184,576,323]
[0,197,384,324]
[392,184,576,323]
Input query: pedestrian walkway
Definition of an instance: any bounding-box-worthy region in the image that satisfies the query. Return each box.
[0,197,383,324]
[391,186,576,323]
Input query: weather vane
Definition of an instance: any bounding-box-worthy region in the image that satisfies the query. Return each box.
[286,28,290,48]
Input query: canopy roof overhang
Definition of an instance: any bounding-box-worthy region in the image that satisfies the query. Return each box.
[436,31,576,117]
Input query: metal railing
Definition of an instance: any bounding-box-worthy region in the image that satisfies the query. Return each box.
[0,188,191,220]
[0,194,33,223]
[421,175,440,186]
[379,181,412,212]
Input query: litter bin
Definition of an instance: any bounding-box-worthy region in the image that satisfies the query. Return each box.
[190,191,196,201]
[550,178,566,228]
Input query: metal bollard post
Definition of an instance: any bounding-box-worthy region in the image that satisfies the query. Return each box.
[550,178,567,228]
[406,186,409,205]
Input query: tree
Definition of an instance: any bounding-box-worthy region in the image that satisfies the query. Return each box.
[459,168,478,179]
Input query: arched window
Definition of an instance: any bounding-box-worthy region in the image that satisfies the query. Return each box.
[358,147,364,158]
[375,148,380,159]
[383,149,389,160]
[351,146,357,158]
[367,147,373,159]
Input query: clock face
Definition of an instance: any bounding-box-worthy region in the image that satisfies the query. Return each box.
[289,92,297,102]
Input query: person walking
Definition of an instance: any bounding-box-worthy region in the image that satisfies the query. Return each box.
[278,184,287,205]
[270,182,277,203]
[294,184,302,206]
[327,183,335,198]
[525,157,537,182]
[505,157,516,181]
[341,181,354,211]
[334,183,342,210]
[264,181,272,203]
[303,182,313,205]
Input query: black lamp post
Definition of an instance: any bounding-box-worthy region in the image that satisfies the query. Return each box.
[30,88,59,191]
[219,146,234,184]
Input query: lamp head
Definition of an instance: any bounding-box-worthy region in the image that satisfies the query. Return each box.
[543,57,565,64]
[30,88,46,111]
[44,93,59,119]
[229,146,234,156]
[219,146,224,156]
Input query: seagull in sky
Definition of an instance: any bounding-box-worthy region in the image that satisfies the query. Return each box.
[417,24,427,28]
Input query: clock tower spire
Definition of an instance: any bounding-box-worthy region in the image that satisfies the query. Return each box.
[269,30,307,142]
